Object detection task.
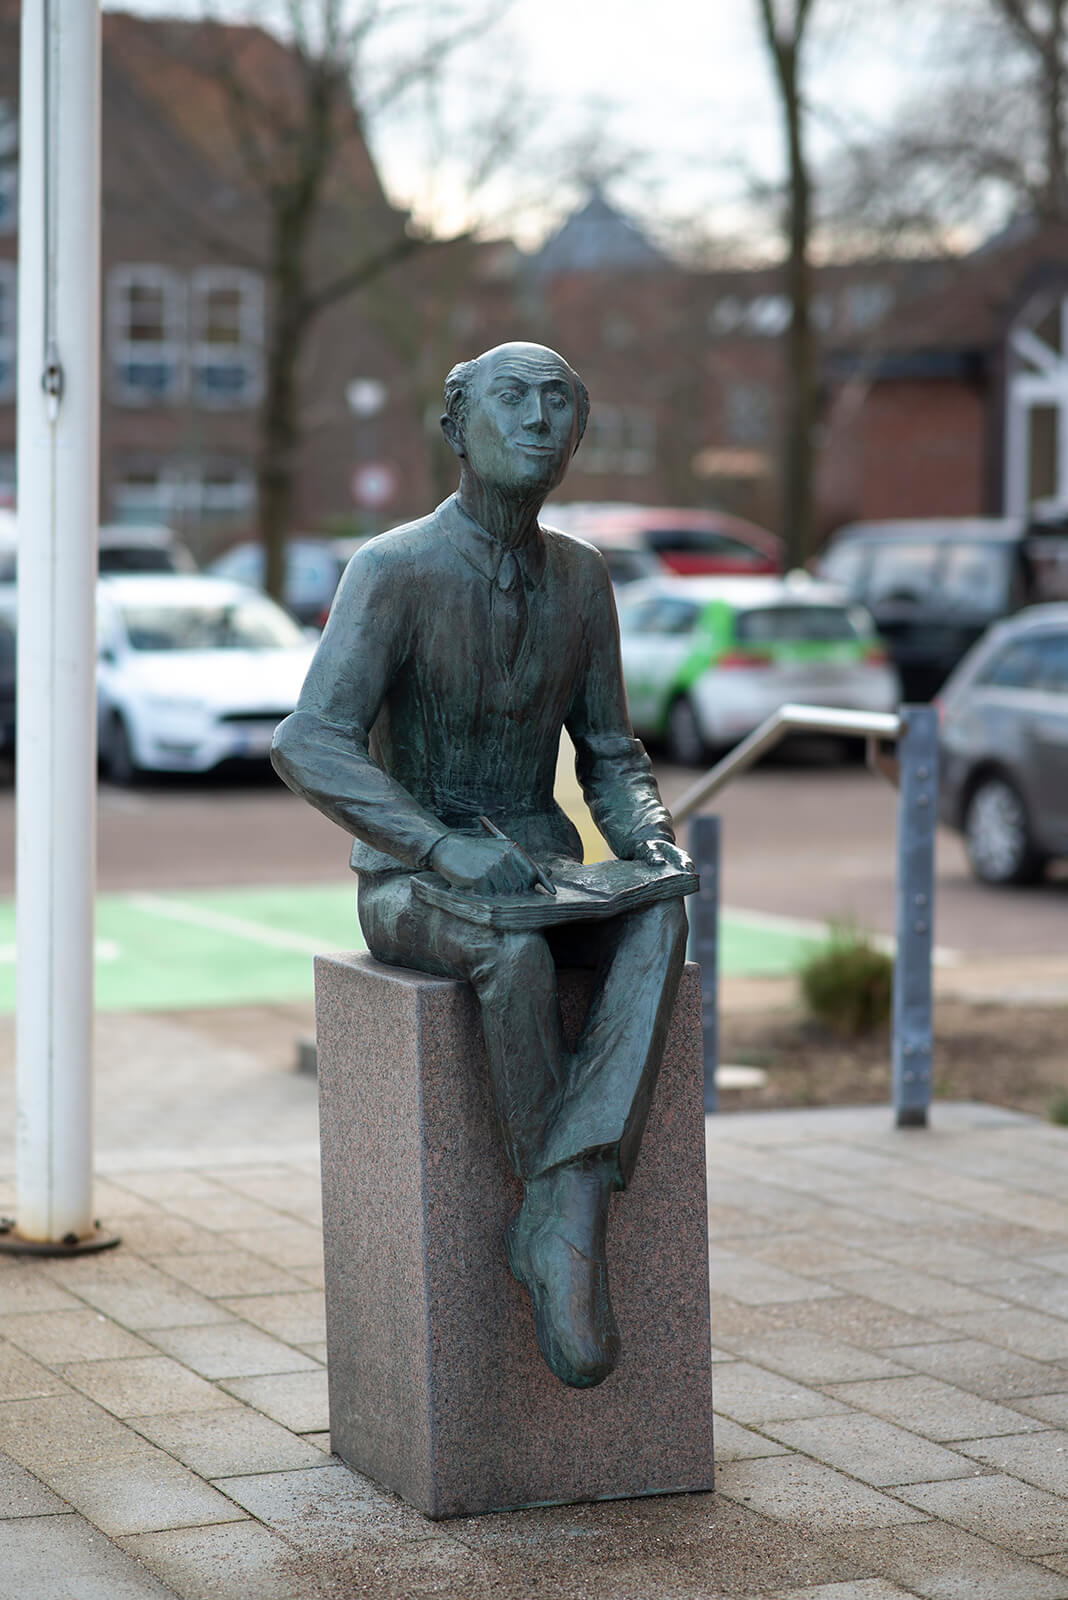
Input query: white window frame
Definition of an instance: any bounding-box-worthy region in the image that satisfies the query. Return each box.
[112,459,255,525]
[190,267,264,410]
[0,260,16,403]
[109,265,186,406]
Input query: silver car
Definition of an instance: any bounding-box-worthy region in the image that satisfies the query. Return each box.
[937,604,1068,883]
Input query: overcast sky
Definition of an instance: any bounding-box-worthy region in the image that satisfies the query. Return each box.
[106,0,957,249]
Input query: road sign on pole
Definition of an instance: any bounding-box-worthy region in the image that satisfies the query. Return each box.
[1,2,116,1257]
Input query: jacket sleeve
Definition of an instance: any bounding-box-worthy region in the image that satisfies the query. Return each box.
[564,550,676,858]
[270,541,449,869]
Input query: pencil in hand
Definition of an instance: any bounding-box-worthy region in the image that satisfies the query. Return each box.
[476,815,556,896]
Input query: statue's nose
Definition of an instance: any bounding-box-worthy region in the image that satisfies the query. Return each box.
[522,394,549,431]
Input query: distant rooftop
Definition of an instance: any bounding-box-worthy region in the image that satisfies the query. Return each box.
[534,188,671,276]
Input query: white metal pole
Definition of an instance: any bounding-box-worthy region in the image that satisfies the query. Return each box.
[6,1,105,1250]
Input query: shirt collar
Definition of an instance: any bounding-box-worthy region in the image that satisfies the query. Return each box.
[442,494,547,587]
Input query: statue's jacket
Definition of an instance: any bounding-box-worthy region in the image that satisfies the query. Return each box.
[271,494,675,874]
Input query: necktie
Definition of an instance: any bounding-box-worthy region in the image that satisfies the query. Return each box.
[493,550,527,672]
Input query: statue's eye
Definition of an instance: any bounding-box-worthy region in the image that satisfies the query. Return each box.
[547,392,568,410]
[498,389,522,404]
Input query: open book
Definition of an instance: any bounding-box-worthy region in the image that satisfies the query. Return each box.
[411,857,698,931]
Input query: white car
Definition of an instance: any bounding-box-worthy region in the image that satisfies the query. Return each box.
[617,575,900,764]
[96,574,316,781]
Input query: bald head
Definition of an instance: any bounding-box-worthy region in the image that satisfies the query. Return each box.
[443,343,590,448]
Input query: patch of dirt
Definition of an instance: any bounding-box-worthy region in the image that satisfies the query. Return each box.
[718,1000,1068,1121]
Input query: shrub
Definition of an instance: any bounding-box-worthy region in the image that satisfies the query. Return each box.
[798,923,893,1037]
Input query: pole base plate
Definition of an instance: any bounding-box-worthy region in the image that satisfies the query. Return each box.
[0,1221,121,1257]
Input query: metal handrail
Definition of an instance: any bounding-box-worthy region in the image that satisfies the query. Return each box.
[672,704,903,823]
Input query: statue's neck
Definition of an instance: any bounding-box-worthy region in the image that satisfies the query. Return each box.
[456,472,544,552]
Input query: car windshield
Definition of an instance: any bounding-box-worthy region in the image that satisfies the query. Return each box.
[120,596,305,651]
[735,605,862,643]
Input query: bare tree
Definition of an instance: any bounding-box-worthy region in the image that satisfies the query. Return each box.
[175,0,501,598]
[755,0,819,568]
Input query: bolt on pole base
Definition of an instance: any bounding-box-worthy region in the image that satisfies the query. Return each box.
[0,1220,120,1257]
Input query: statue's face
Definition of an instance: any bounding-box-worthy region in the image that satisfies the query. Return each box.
[458,346,578,495]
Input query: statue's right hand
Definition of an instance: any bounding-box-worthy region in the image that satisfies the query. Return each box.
[429,833,539,896]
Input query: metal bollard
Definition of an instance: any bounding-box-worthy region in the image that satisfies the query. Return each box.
[687,813,720,1114]
[892,705,938,1128]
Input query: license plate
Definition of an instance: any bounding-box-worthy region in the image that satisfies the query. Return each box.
[231,725,276,756]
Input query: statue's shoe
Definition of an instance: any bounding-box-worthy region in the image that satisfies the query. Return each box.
[506,1208,620,1389]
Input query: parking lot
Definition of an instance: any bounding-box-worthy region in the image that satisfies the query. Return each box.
[0,741,1061,1016]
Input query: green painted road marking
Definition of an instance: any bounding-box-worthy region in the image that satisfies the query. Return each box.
[0,883,829,1014]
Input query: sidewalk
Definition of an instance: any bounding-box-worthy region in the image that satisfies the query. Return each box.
[1,980,1067,1598]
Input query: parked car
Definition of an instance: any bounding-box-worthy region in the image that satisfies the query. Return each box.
[814,515,1068,700]
[937,603,1068,884]
[98,524,197,574]
[206,537,362,628]
[546,502,784,579]
[96,574,316,781]
[617,575,899,764]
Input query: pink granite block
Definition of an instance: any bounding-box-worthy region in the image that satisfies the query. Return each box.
[314,952,714,1519]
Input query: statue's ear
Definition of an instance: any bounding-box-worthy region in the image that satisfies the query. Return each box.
[441,412,465,458]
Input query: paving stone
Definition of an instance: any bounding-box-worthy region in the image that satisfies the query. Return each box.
[0,1453,69,1517]
[825,1375,1048,1441]
[222,1223,323,1268]
[219,1369,329,1432]
[868,1236,1034,1284]
[216,1174,321,1224]
[152,1249,307,1298]
[58,1355,239,1418]
[214,1462,430,1554]
[132,1406,328,1477]
[50,1264,232,1332]
[0,1342,65,1401]
[1036,1251,1068,1277]
[46,1448,249,1537]
[770,1582,922,1599]
[831,1518,1068,1599]
[292,1260,326,1289]
[299,1342,328,1364]
[0,1309,155,1366]
[730,1334,910,1386]
[107,1172,232,1203]
[763,1296,950,1349]
[715,1455,927,1530]
[450,1492,859,1596]
[120,1520,318,1600]
[158,1192,297,1231]
[706,1247,839,1305]
[956,1429,1068,1496]
[881,1340,1067,1402]
[1018,1395,1068,1428]
[142,1320,319,1379]
[302,1431,332,1453]
[824,1267,1005,1320]
[118,1213,231,1257]
[215,1290,326,1346]
[741,1234,874,1280]
[996,1274,1068,1320]
[709,1415,787,1463]
[764,1413,976,1487]
[814,1186,979,1231]
[932,1307,1068,1363]
[894,1472,1068,1557]
[0,1271,84,1316]
[0,1393,155,1473]
[710,1362,849,1426]
[0,1512,178,1598]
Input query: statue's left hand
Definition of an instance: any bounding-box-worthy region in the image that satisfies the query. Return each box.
[628,838,695,874]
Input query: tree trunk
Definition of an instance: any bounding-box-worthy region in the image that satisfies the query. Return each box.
[779,39,816,570]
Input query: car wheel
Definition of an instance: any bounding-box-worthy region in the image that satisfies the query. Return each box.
[102,712,138,786]
[665,696,708,767]
[963,775,1045,885]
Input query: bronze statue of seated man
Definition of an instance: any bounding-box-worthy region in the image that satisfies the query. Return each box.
[272,342,692,1388]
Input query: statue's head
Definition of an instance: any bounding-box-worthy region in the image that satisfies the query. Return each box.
[441,342,589,498]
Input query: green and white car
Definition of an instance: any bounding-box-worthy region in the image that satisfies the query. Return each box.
[617,576,900,765]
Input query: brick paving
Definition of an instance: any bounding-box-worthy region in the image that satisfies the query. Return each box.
[1,996,1067,1597]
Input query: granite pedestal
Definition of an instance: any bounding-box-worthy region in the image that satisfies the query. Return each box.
[314,951,715,1519]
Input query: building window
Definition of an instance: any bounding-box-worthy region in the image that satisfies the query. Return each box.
[191,269,263,409]
[583,405,655,475]
[842,282,893,331]
[112,459,254,525]
[109,266,185,405]
[0,261,15,402]
[725,381,772,446]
